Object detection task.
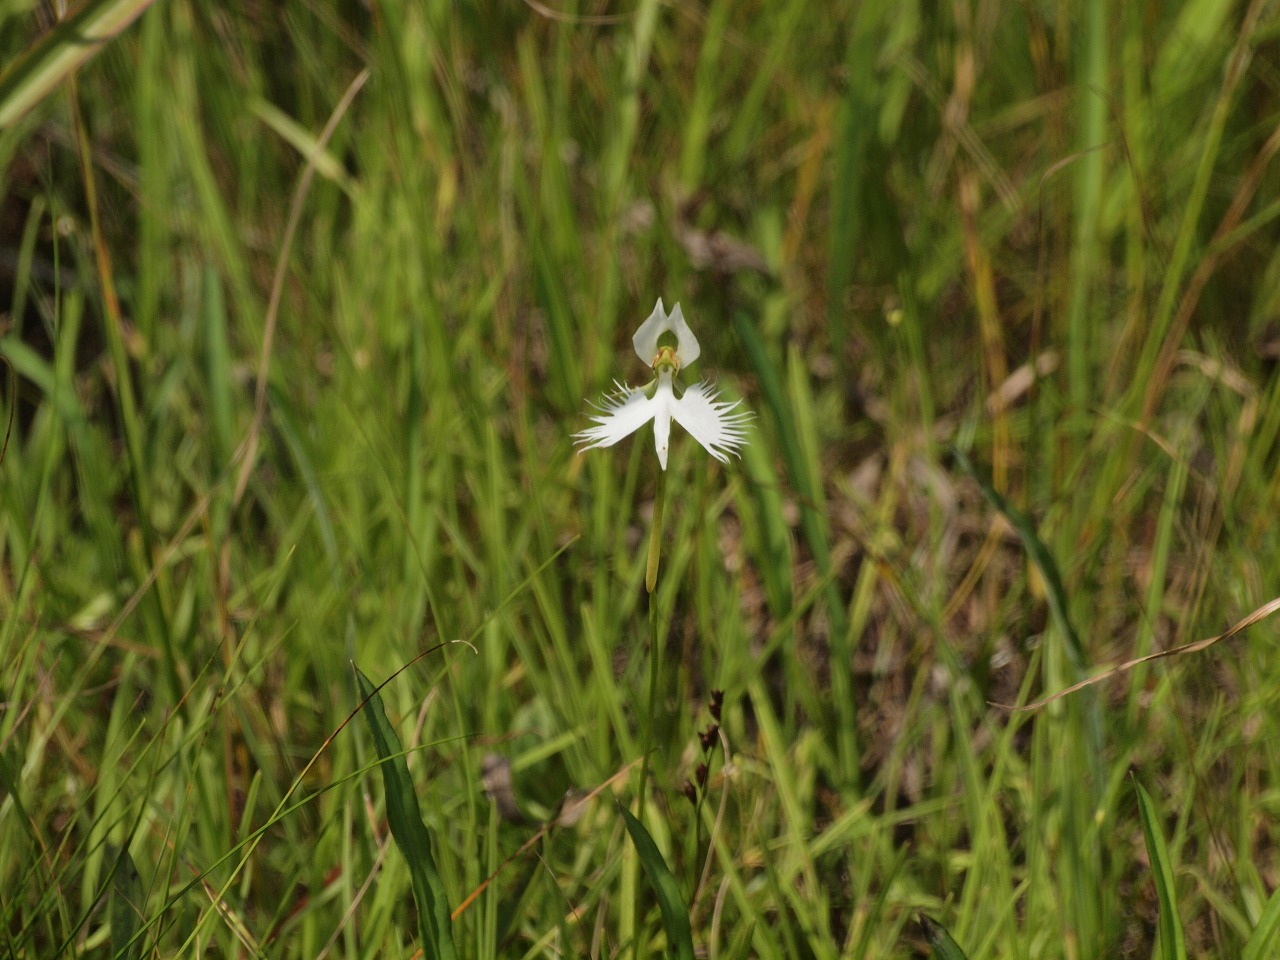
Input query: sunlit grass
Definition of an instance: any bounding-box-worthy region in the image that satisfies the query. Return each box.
[2,1,1280,958]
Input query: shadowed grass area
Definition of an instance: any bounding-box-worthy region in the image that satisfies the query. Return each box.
[3,1,1280,957]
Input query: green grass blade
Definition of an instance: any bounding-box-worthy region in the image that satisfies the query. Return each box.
[1134,779,1187,960]
[738,433,792,617]
[1136,0,1257,397]
[200,265,236,465]
[249,97,356,195]
[952,440,1109,952]
[950,445,1084,673]
[1063,0,1109,417]
[678,0,731,188]
[828,0,877,325]
[733,310,840,615]
[732,313,831,578]
[106,844,144,960]
[0,0,158,129]
[733,309,856,775]
[618,804,694,960]
[355,666,458,960]
[0,748,39,852]
[1243,880,1280,960]
[918,914,970,960]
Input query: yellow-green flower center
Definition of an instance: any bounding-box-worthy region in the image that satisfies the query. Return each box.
[652,344,679,372]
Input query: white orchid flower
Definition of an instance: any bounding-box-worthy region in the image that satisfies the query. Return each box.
[576,299,750,470]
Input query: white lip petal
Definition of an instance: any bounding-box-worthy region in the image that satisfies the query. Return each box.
[668,381,752,463]
[650,371,676,470]
[632,299,701,369]
[574,382,659,450]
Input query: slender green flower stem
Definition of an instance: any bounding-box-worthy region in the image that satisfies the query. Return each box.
[632,465,666,960]
[645,464,666,594]
[637,466,666,825]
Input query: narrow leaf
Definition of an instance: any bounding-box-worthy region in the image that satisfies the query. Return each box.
[919,914,970,960]
[106,843,144,960]
[201,265,235,463]
[950,445,1084,671]
[249,97,356,194]
[0,0,159,129]
[0,749,39,848]
[1243,879,1280,960]
[355,666,458,960]
[1134,779,1187,960]
[618,803,694,960]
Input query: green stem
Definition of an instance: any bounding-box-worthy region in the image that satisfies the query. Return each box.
[638,587,661,820]
[634,465,666,958]
[634,463,665,814]
[645,465,666,593]
[637,468,666,811]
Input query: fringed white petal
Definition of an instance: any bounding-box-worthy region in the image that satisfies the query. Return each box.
[575,377,749,470]
[632,299,700,368]
[668,381,752,463]
[574,382,659,451]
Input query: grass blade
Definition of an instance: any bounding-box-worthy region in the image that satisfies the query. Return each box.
[1134,778,1187,960]
[1243,880,1280,960]
[106,843,144,960]
[918,914,970,960]
[355,666,458,960]
[618,804,694,960]
[733,309,856,776]
[200,265,236,465]
[828,0,889,335]
[950,445,1084,671]
[0,0,158,129]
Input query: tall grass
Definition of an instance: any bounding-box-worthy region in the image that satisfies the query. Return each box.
[2,1,1280,957]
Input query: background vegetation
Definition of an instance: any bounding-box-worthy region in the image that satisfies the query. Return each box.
[2,0,1280,957]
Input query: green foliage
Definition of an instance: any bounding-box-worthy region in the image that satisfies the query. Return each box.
[919,914,971,960]
[1135,778,1188,960]
[2,0,1280,956]
[355,666,458,960]
[1243,883,1280,960]
[106,844,144,960]
[619,803,694,960]
[0,0,157,129]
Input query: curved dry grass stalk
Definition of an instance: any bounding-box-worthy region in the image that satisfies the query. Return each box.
[997,595,1280,712]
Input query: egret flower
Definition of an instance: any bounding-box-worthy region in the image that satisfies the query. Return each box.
[576,299,750,470]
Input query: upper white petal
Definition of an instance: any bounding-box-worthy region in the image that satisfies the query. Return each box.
[574,383,659,450]
[632,299,667,364]
[632,299,701,368]
[665,303,700,367]
[668,381,752,463]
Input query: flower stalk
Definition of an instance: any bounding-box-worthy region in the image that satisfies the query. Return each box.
[636,463,666,829]
[645,465,666,595]
[574,298,751,909]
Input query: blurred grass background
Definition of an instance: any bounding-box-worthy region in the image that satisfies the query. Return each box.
[2,0,1280,957]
